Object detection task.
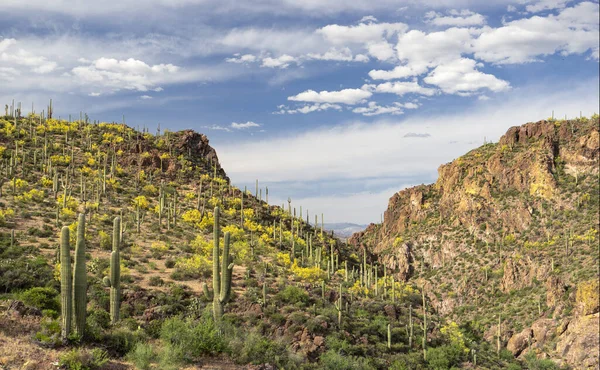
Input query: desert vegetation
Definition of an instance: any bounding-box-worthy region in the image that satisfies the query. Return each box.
[0,101,598,369]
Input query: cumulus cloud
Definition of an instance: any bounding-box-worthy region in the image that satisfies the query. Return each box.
[307,47,369,62]
[423,58,510,94]
[225,54,258,64]
[231,121,261,129]
[352,102,404,116]
[368,64,430,80]
[288,88,372,105]
[275,103,343,114]
[366,81,438,96]
[317,21,408,45]
[424,9,486,26]
[261,54,299,68]
[473,2,599,63]
[523,0,572,13]
[71,57,179,91]
[0,38,58,74]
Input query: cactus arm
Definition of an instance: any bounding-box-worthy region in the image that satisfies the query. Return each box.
[213,206,221,297]
[109,216,121,324]
[60,226,72,340]
[219,232,232,303]
[72,213,87,338]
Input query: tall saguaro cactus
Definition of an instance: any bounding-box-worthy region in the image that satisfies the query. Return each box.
[103,217,121,324]
[72,213,87,338]
[60,226,72,340]
[202,207,234,321]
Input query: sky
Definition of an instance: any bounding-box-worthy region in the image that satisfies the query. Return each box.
[1,0,599,224]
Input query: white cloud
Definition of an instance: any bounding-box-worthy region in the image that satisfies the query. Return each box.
[0,39,58,74]
[359,15,378,23]
[288,88,372,105]
[423,58,510,94]
[424,9,486,26]
[307,47,368,62]
[368,64,429,80]
[352,101,404,116]
[261,54,299,68]
[201,124,232,132]
[231,121,261,129]
[225,54,258,64]
[140,95,153,99]
[317,21,408,45]
[473,2,599,63]
[367,81,438,96]
[275,103,343,114]
[365,41,397,61]
[71,57,180,91]
[89,92,102,97]
[523,0,571,13]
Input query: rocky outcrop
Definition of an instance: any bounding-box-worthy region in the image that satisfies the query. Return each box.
[351,118,600,258]
[501,256,550,293]
[122,128,229,182]
[576,279,599,316]
[507,328,532,356]
[555,313,599,369]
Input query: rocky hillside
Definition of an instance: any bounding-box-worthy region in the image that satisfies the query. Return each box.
[350,116,600,369]
[2,107,531,370]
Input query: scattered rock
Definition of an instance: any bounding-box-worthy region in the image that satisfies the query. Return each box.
[507,328,532,356]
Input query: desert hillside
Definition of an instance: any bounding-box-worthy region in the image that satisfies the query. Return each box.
[351,116,600,369]
[0,107,598,370]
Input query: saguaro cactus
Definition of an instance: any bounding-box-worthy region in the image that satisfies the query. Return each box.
[103,217,121,324]
[202,207,234,321]
[72,213,87,338]
[60,226,72,340]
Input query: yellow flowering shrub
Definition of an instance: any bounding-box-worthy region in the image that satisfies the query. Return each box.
[290,260,326,283]
[440,322,469,354]
[222,225,245,241]
[277,252,291,267]
[150,241,169,258]
[40,176,54,188]
[15,189,45,203]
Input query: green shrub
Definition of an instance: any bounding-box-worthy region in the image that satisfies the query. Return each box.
[319,349,376,370]
[276,285,309,306]
[103,326,146,356]
[525,352,560,370]
[20,287,59,311]
[159,313,227,364]
[127,342,155,370]
[34,317,61,348]
[165,259,176,268]
[426,344,464,370]
[58,348,108,370]
[229,330,292,367]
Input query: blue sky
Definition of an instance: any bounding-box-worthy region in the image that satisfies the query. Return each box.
[1,0,599,224]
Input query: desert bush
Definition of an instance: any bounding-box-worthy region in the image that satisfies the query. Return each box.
[20,287,59,311]
[127,342,155,370]
[58,348,108,370]
[319,349,375,370]
[276,285,309,306]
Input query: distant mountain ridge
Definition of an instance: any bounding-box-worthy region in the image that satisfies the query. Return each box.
[323,222,368,238]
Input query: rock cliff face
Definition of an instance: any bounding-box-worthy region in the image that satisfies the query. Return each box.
[123,128,229,182]
[350,117,600,368]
